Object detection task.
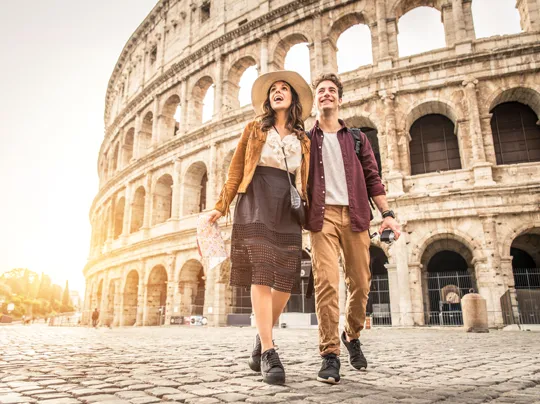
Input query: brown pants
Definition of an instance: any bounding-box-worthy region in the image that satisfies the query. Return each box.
[310,205,371,356]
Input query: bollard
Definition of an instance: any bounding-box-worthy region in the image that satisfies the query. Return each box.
[462,293,489,333]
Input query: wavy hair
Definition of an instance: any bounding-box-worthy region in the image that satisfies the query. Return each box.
[259,81,305,138]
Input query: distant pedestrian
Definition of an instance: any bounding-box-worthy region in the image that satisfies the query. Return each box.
[91,308,100,327]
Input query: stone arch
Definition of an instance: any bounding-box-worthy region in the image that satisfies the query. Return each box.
[403,99,459,134]
[130,186,146,233]
[390,0,444,19]
[122,127,135,166]
[328,13,367,45]
[122,269,139,326]
[139,111,153,157]
[159,93,181,142]
[183,161,208,216]
[113,196,126,239]
[146,265,168,326]
[488,86,540,119]
[271,33,312,71]
[225,56,258,111]
[329,13,374,71]
[191,75,214,125]
[418,234,477,325]
[502,221,540,258]
[178,259,205,316]
[152,174,173,226]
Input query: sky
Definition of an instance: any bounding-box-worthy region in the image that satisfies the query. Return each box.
[0,0,521,295]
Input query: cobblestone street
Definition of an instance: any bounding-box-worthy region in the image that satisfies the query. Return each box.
[1,325,539,404]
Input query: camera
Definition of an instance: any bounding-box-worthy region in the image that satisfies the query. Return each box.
[380,229,395,244]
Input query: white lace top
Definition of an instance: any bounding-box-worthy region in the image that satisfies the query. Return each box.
[258,128,303,195]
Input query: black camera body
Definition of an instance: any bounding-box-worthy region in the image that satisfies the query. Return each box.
[380,229,395,244]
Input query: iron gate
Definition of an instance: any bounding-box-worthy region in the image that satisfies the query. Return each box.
[426,271,474,326]
[366,275,391,326]
[513,268,540,324]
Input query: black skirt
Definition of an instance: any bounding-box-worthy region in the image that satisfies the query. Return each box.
[230,166,302,293]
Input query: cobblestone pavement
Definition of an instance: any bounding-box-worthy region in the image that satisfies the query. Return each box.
[1,325,539,404]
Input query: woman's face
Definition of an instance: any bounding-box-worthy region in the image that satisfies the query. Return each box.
[268,81,292,112]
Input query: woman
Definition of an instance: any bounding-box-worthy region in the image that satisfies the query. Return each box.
[208,71,312,385]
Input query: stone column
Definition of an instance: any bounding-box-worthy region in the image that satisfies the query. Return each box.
[376,0,392,69]
[99,273,109,326]
[142,172,153,232]
[135,271,145,326]
[165,280,177,325]
[170,160,182,220]
[113,279,122,327]
[310,13,325,78]
[179,79,188,135]
[105,200,114,247]
[408,262,425,325]
[151,96,160,146]
[213,57,224,120]
[82,279,92,325]
[121,184,132,243]
[462,77,495,186]
[500,256,520,322]
[480,113,497,166]
[259,34,269,74]
[516,0,540,32]
[385,263,401,326]
[207,143,217,209]
[381,92,404,196]
[393,230,415,326]
[386,18,399,59]
[452,0,467,42]
[141,281,149,326]
[132,113,142,160]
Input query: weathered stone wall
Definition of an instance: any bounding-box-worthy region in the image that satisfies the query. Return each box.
[83,0,540,327]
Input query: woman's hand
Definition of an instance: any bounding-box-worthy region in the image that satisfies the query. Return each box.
[207,209,223,224]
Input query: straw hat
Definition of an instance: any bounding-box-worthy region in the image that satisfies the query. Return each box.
[251,70,313,120]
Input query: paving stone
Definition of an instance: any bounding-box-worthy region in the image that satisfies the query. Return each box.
[162,393,198,401]
[213,392,250,402]
[38,399,81,404]
[129,397,162,404]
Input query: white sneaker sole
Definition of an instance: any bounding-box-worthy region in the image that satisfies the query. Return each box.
[317,376,340,384]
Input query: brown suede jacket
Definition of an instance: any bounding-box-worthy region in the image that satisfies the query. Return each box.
[214,120,311,217]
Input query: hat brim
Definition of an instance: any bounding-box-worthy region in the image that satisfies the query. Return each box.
[251,71,313,121]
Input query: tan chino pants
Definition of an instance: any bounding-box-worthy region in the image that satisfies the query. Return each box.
[310,205,371,356]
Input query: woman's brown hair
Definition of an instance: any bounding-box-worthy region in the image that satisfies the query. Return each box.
[259,81,305,138]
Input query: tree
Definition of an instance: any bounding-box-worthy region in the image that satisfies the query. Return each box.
[37,273,52,300]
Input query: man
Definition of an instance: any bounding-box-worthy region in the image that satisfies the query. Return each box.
[91,308,100,328]
[306,73,401,384]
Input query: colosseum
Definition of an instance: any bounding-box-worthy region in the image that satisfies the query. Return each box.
[83,0,540,329]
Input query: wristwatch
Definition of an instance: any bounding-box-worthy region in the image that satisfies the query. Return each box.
[382,210,395,219]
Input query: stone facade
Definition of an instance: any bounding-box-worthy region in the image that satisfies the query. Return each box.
[83,0,540,328]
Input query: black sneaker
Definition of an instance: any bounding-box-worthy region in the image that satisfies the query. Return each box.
[248,334,262,372]
[341,331,368,370]
[317,353,341,384]
[260,348,285,385]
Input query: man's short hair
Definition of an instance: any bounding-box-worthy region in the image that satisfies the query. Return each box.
[313,73,343,99]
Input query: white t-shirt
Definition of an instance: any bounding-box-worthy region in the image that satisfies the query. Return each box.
[322,131,349,205]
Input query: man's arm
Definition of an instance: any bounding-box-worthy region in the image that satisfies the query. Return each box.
[372,194,401,240]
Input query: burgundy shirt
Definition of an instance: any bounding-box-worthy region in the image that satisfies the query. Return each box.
[305,120,386,233]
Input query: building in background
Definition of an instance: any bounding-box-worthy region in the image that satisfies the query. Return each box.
[83,0,540,328]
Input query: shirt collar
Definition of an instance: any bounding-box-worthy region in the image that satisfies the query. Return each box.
[314,119,348,132]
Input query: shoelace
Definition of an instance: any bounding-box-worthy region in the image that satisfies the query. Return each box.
[323,355,339,370]
[265,350,283,369]
[350,339,362,353]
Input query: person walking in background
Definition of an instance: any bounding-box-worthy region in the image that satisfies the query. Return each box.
[91,308,100,328]
[306,73,401,384]
[208,70,312,385]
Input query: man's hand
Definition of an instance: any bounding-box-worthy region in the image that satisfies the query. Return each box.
[379,217,401,241]
[207,209,223,224]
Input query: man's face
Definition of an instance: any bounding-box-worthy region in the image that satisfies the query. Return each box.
[315,80,342,113]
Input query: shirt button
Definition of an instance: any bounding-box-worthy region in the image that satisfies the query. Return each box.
[321,176,324,179]
[320,161,323,164]
[319,146,322,149]
[323,191,325,194]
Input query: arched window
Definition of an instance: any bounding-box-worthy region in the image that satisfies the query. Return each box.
[409,114,461,175]
[472,0,521,39]
[238,65,258,107]
[139,112,153,157]
[199,172,208,212]
[123,128,134,166]
[337,24,372,72]
[160,95,181,141]
[284,43,311,84]
[113,197,125,239]
[130,186,145,233]
[152,175,173,225]
[183,162,208,216]
[490,102,540,165]
[397,7,445,57]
